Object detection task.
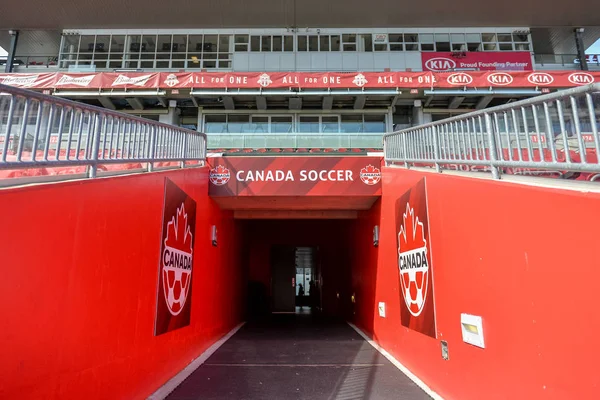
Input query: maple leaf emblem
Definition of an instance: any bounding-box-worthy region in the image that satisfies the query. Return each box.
[359,164,381,185]
[209,165,231,185]
[398,203,426,253]
[165,204,193,254]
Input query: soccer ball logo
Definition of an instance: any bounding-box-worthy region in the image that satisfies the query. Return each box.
[257,73,273,87]
[398,203,429,317]
[209,165,231,185]
[360,165,381,185]
[352,73,368,87]
[162,204,194,316]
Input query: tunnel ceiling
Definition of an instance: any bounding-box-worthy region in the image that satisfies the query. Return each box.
[0,0,599,29]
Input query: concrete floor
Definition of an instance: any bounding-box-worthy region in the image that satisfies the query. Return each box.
[167,314,431,400]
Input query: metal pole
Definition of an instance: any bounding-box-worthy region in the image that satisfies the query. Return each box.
[484,113,501,179]
[574,28,588,71]
[4,30,19,73]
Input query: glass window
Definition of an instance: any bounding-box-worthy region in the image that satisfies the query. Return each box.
[320,36,329,51]
[360,34,373,52]
[228,115,250,132]
[110,35,125,54]
[421,43,434,51]
[284,36,294,51]
[342,34,356,51]
[261,36,272,51]
[204,35,218,52]
[273,36,283,51]
[341,115,363,133]
[451,33,465,44]
[322,116,339,133]
[499,43,513,51]
[513,33,529,42]
[309,36,318,51]
[497,34,512,42]
[364,115,386,133]
[271,116,293,133]
[205,115,227,133]
[298,35,307,51]
[298,116,320,133]
[515,43,530,51]
[435,33,450,51]
[389,34,403,43]
[390,43,404,51]
[482,33,497,42]
[330,35,340,51]
[404,33,419,42]
[466,33,481,43]
[94,35,110,62]
[173,35,187,55]
[251,116,269,133]
[62,35,80,54]
[483,43,497,51]
[157,35,172,53]
[235,35,249,52]
[188,35,203,54]
[251,36,260,52]
[79,36,95,53]
[218,35,230,52]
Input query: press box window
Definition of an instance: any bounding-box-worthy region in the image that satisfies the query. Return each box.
[404,33,419,51]
[342,34,356,51]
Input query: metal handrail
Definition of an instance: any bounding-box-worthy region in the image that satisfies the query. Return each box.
[0,83,207,178]
[384,83,600,180]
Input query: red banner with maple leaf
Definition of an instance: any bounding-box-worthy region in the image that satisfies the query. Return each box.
[155,178,197,336]
[395,177,436,338]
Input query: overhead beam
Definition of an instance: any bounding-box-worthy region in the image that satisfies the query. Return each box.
[448,96,465,109]
[98,97,116,110]
[125,97,144,110]
[289,97,302,110]
[256,96,267,110]
[156,97,167,108]
[354,95,366,110]
[476,95,494,109]
[222,96,235,110]
[322,96,333,110]
[424,96,434,107]
[234,210,358,220]
[190,96,199,107]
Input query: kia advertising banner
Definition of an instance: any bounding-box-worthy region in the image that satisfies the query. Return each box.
[207,156,382,196]
[155,178,197,336]
[422,51,533,72]
[2,70,600,91]
[395,178,436,338]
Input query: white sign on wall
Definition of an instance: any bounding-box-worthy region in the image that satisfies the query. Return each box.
[372,34,388,44]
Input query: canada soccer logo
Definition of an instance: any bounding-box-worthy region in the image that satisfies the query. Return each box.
[209,165,231,185]
[162,204,194,316]
[360,165,381,185]
[398,203,430,317]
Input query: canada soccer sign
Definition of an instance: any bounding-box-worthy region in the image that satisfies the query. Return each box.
[395,178,437,338]
[155,178,197,336]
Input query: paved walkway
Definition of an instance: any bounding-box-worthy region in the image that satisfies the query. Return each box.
[167,314,431,399]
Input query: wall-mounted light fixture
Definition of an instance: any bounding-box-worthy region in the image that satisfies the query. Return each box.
[211,225,217,247]
[373,225,380,247]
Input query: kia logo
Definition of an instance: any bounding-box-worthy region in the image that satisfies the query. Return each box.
[568,72,594,85]
[527,72,554,85]
[487,72,513,86]
[425,57,456,72]
[446,73,473,85]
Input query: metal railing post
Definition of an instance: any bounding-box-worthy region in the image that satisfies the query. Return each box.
[88,113,103,178]
[432,125,441,173]
[147,126,156,172]
[402,134,409,169]
[484,113,501,179]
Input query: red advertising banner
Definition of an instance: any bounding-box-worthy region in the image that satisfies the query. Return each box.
[207,156,382,196]
[422,51,533,72]
[1,70,599,91]
[395,177,436,338]
[155,178,197,336]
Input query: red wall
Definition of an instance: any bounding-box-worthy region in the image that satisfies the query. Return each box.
[0,168,244,400]
[351,167,600,399]
[243,219,354,317]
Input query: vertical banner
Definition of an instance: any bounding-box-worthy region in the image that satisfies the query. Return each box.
[395,178,436,338]
[155,178,197,336]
